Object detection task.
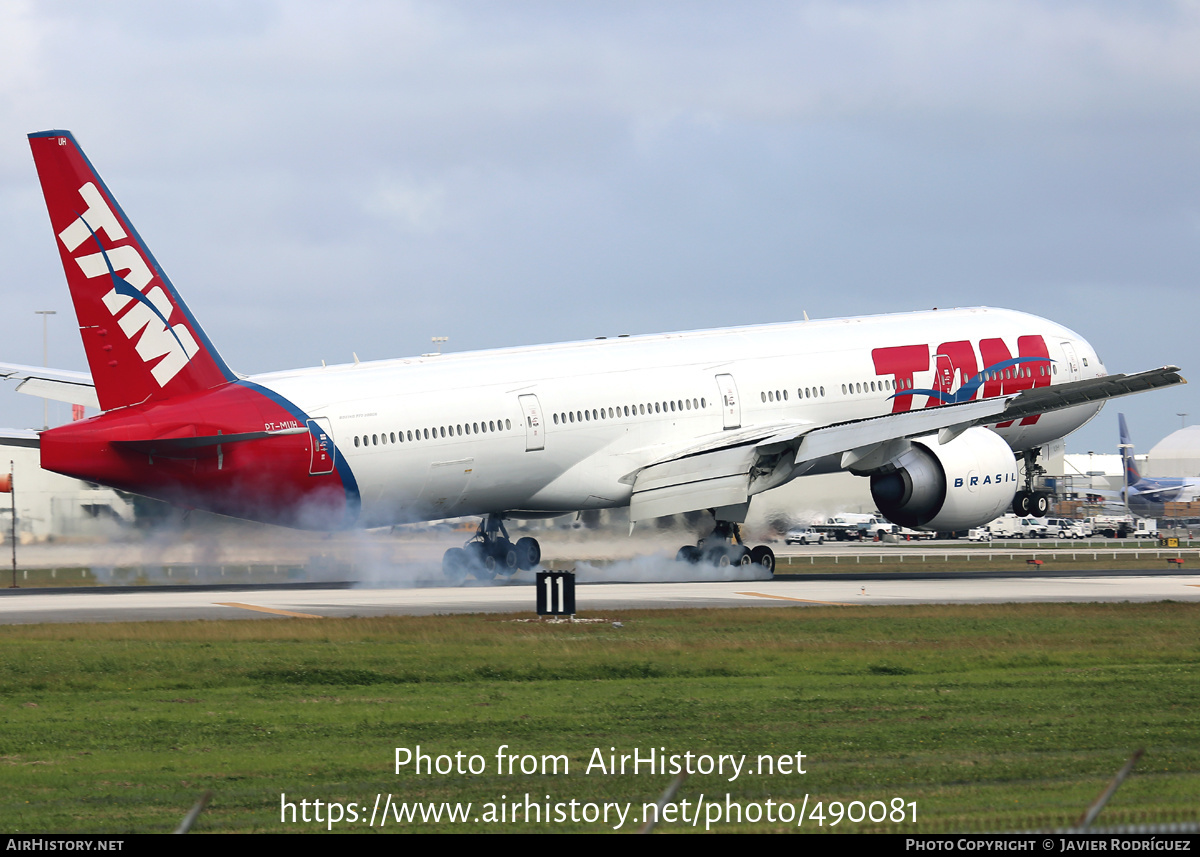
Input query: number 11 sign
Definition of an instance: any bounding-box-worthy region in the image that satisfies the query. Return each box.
[536,571,575,616]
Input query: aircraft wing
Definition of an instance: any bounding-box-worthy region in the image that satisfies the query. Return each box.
[988,366,1184,424]
[0,363,99,409]
[626,365,1186,522]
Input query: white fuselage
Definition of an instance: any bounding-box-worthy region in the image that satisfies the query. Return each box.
[255,307,1104,527]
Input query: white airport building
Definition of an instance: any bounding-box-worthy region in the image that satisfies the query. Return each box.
[0,433,135,542]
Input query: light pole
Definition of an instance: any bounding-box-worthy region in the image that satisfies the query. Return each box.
[1178,413,1188,430]
[34,310,56,429]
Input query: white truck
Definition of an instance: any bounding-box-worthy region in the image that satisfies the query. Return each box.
[1085,516,1157,538]
[986,515,1046,539]
[1044,518,1093,539]
[813,514,894,541]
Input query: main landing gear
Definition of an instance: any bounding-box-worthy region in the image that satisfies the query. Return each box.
[675,520,775,576]
[1012,449,1052,518]
[442,515,541,583]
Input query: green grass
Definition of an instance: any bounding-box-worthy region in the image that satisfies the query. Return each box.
[1,603,1198,833]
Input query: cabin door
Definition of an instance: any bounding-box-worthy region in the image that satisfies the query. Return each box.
[307,418,336,475]
[518,394,545,451]
[715,374,741,430]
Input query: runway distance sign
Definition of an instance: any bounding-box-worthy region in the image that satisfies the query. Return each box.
[537,571,575,616]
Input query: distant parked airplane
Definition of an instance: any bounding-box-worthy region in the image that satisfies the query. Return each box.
[1118,413,1200,518]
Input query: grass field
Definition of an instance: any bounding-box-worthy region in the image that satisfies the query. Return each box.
[1,602,1198,833]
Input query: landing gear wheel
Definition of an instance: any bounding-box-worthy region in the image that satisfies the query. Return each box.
[1013,491,1031,516]
[465,542,495,580]
[442,548,468,584]
[676,545,701,564]
[1030,493,1050,517]
[706,545,733,567]
[749,545,775,576]
[490,537,518,575]
[515,537,541,571]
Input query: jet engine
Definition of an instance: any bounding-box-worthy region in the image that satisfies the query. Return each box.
[869,428,1018,531]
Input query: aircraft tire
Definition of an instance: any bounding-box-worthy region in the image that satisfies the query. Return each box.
[489,537,518,574]
[676,546,701,564]
[706,545,732,567]
[465,542,496,580]
[1013,491,1031,516]
[442,548,469,584]
[515,537,541,571]
[465,541,487,568]
[750,545,775,576]
[1031,493,1050,517]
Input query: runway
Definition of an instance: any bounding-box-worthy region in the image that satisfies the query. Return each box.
[2,570,1199,624]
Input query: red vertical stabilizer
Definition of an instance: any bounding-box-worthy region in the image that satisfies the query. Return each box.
[28,131,234,412]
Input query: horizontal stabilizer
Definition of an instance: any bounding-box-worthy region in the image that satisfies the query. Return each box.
[0,429,41,449]
[0,363,99,409]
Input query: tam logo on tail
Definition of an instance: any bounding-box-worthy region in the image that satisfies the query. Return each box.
[29,130,233,411]
[57,180,199,387]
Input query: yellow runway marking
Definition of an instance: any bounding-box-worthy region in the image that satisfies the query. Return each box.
[737,591,857,606]
[215,602,324,619]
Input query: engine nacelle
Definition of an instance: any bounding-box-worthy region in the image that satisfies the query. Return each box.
[869,428,1019,531]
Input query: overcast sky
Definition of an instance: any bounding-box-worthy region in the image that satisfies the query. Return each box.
[0,0,1197,457]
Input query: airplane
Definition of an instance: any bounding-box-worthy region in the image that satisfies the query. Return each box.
[1118,413,1200,518]
[2,129,1186,581]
